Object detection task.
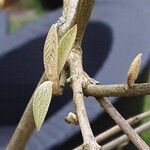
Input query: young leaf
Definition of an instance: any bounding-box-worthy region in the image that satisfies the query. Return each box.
[127,53,142,88]
[32,81,53,130]
[58,24,77,74]
[43,24,59,82]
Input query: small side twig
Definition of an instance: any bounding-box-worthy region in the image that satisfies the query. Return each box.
[75,111,150,150]
[102,121,150,150]
[95,111,150,143]
[96,97,149,150]
[84,83,150,97]
[68,49,100,150]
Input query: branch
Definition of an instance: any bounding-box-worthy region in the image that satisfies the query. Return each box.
[95,111,150,143]
[68,49,100,150]
[102,121,150,150]
[84,83,150,97]
[96,97,149,150]
[75,111,150,149]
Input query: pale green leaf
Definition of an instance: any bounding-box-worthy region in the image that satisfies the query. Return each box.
[58,24,77,74]
[43,24,59,82]
[32,81,53,130]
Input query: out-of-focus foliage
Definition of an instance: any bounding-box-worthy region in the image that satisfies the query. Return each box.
[9,0,44,32]
[19,0,43,14]
[8,0,62,32]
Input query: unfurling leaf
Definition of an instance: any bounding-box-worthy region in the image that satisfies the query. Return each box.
[58,24,77,74]
[127,53,142,88]
[43,24,59,82]
[32,81,53,130]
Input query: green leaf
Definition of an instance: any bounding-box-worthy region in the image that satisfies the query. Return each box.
[32,81,53,130]
[58,24,77,74]
[43,24,59,82]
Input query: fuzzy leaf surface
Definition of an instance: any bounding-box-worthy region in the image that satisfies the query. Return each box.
[58,25,77,74]
[33,81,53,130]
[43,24,59,82]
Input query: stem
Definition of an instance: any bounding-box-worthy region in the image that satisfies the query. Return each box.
[102,121,150,150]
[84,83,150,97]
[97,97,149,150]
[69,49,100,150]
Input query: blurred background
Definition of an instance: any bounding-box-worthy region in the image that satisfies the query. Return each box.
[0,0,63,32]
[0,0,149,149]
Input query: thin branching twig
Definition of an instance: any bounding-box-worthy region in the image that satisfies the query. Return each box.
[102,121,150,150]
[96,111,150,143]
[96,97,149,150]
[75,111,150,149]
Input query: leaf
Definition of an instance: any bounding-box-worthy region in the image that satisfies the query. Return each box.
[43,24,59,82]
[32,81,53,130]
[127,53,142,88]
[58,24,77,74]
